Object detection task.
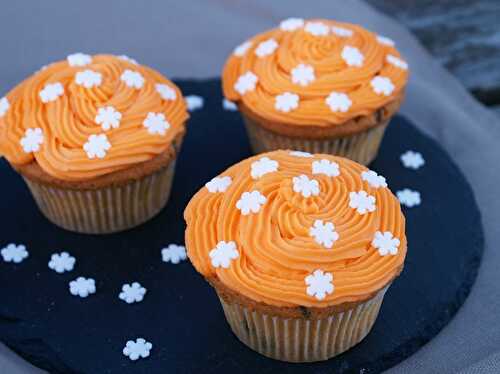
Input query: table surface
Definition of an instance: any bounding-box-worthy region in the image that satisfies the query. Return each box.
[366,0,500,109]
[0,1,499,373]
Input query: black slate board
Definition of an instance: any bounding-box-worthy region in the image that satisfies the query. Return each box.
[0,79,484,374]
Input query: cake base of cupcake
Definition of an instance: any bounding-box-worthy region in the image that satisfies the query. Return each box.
[243,115,389,166]
[23,160,176,234]
[218,286,389,363]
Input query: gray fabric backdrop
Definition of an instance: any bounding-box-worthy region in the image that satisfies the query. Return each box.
[0,1,498,373]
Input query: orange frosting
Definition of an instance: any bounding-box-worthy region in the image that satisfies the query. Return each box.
[185,150,407,307]
[222,19,409,126]
[0,54,188,181]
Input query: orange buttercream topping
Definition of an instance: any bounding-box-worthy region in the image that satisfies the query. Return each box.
[184,150,407,307]
[0,54,188,181]
[222,19,409,126]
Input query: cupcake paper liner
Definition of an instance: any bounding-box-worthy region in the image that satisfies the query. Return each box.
[218,285,389,363]
[243,115,390,165]
[23,160,176,234]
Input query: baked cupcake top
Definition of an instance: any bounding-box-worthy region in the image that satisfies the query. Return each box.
[184,150,407,308]
[0,54,188,181]
[222,18,409,127]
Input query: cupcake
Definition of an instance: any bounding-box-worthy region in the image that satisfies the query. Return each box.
[0,53,188,234]
[185,150,407,362]
[222,18,409,165]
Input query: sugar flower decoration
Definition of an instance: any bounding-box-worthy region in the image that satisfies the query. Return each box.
[401,150,425,169]
[305,270,334,300]
[332,25,353,37]
[289,150,312,158]
[185,95,204,111]
[48,252,75,273]
[67,53,92,67]
[206,176,232,193]
[161,244,187,264]
[349,190,376,214]
[291,64,315,86]
[143,112,170,136]
[120,69,144,89]
[156,83,177,100]
[1,244,28,263]
[280,18,304,31]
[275,92,299,112]
[236,190,267,215]
[0,97,9,117]
[233,40,252,57]
[341,46,364,67]
[326,91,352,112]
[117,55,138,65]
[361,170,387,188]
[304,21,329,36]
[39,82,64,103]
[20,128,44,153]
[312,159,340,177]
[209,241,239,268]
[293,174,320,198]
[123,338,152,361]
[69,277,96,298]
[377,35,395,47]
[386,55,408,70]
[75,69,102,88]
[83,134,111,159]
[371,76,395,96]
[372,231,400,256]
[255,38,278,58]
[222,98,238,111]
[95,106,122,131]
[119,282,147,304]
[397,189,421,207]
[310,220,339,249]
[234,71,258,95]
[251,157,279,179]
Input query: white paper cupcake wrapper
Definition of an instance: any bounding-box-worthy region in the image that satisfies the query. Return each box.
[244,116,390,165]
[218,285,390,362]
[23,160,176,234]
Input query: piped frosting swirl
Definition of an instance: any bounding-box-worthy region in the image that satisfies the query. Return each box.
[222,19,409,127]
[184,150,407,307]
[0,54,188,181]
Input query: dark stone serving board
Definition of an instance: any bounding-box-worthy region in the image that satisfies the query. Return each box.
[0,79,484,374]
